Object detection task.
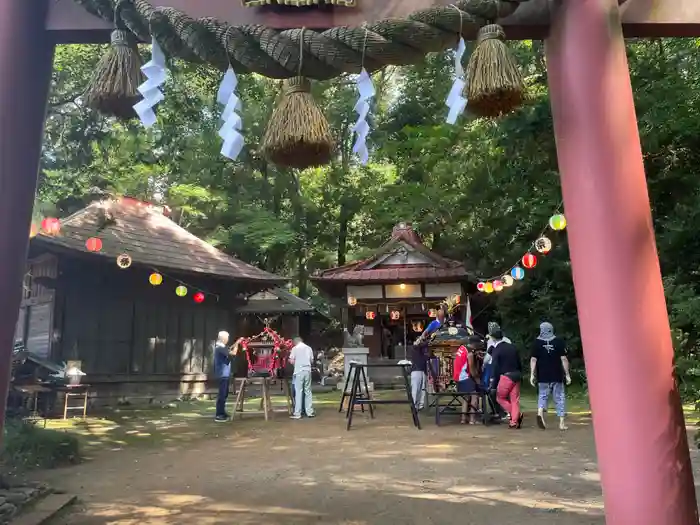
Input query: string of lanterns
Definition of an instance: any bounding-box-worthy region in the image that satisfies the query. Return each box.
[475,212,567,294]
[30,216,218,304]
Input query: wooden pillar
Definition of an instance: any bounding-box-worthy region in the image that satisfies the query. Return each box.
[0,1,54,431]
[546,1,698,523]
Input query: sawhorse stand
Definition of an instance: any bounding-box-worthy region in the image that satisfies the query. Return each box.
[233,376,292,421]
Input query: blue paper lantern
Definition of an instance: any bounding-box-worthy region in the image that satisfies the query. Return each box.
[511,266,525,280]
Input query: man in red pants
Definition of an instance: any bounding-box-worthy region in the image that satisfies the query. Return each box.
[489,328,524,429]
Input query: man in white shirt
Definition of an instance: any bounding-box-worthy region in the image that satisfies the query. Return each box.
[289,337,315,419]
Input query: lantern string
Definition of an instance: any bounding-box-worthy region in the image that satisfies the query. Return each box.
[147,266,221,301]
[474,202,564,283]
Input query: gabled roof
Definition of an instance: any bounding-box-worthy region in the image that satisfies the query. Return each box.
[32,198,285,284]
[312,222,470,284]
[237,287,316,314]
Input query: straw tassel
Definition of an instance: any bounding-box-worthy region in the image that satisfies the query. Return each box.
[261,77,334,169]
[84,27,143,120]
[465,24,525,118]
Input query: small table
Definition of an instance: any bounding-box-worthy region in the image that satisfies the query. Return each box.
[57,384,90,420]
[12,384,51,425]
[344,362,421,431]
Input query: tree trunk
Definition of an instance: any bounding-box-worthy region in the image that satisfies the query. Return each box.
[337,206,349,266]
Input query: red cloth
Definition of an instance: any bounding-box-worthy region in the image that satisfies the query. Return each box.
[453,345,469,382]
[497,375,521,426]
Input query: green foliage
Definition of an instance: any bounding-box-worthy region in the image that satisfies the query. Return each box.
[2,421,81,470]
[39,39,700,403]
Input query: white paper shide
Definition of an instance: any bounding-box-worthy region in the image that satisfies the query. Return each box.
[217,67,244,161]
[445,37,467,125]
[134,37,167,128]
[352,69,375,165]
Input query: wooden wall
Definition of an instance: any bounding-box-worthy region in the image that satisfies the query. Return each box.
[20,249,274,401]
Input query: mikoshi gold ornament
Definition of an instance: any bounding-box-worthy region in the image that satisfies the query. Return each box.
[466,24,525,118]
[261,77,333,169]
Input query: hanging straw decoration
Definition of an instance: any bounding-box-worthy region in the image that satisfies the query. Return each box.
[83,1,143,120]
[217,66,244,161]
[465,24,525,118]
[133,37,167,128]
[261,29,333,169]
[445,7,467,125]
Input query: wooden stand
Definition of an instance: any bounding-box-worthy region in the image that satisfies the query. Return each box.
[233,377,292,421]
[61,385,89,420]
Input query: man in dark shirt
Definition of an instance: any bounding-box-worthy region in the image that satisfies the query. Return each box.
[530,322,571,431]
[410,342,429,410]
[213,330,238,422]
[490,329,523,429]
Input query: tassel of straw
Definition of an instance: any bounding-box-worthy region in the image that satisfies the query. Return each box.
[261,77,334,169]
[466,24,525,118]
[84,4,144,120]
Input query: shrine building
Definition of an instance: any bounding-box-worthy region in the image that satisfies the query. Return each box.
[312,222,478,359]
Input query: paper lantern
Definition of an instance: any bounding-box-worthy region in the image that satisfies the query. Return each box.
[493,280,504,292]
[41,217,61,236]
[511,266,525,280]
[347,296,357,306]
[428,309,437,318]
[522,253,537,269]
[149,272,163,286]
[365,310,376,320]
[175,285,188,297]
[412,321,424,332]
[549,214,567,231]
[484,282,494,294]
[453,294,461,304]
[502,275,514,287]
[535,236,552,254]
[116,253,132,269]
[390,310,401,320]
[86,237,103,252]
[477,282,486,292]
[193,292,205,304]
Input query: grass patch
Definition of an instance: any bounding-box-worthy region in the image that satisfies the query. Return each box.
[2,419,80,470]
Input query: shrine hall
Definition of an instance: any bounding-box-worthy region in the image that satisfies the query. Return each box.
[312,222,479,361]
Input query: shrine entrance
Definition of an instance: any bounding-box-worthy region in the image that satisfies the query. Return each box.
[2,1,700,523]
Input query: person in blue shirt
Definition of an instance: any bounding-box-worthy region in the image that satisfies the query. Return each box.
[213,331,239,422]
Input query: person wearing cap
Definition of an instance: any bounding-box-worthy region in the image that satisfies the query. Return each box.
[530,321,571,430]
[483,322,511,420]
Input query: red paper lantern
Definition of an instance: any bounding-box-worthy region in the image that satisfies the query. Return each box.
[365,311,376,320]
[522,253,537,269]
[390,310,401,320]
[41,217,61,236]
[86,237,103,252]
[193,292,205,304]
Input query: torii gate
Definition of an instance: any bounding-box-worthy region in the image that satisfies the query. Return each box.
[1,0,699,523]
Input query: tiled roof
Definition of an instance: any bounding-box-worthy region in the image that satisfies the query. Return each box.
[237,287,316,313]
[313,222,470,283]
[33,198,284,284]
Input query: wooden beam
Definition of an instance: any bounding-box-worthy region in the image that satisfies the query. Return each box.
[47,0,700,44]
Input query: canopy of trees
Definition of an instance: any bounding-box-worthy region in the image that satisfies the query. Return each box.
[40,39,700,398]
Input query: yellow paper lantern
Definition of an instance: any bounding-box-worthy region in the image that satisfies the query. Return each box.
[484,282,494,294]
[549,214,567,231]
[502,275,514,287]
[149,272,163,286]
[175,285,188,297]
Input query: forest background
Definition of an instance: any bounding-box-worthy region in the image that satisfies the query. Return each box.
[40,39,700,399]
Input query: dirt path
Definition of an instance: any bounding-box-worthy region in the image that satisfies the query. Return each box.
[35,407,698,524]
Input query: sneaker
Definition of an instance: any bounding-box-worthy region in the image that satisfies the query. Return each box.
[214,416,228,423]
[290,414,301,420]
[306,413,316,418]
[537,413,546,430]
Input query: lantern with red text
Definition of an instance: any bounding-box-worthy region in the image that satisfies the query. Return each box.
[390,310,401,321]
[522,253,537,269]
[41,218,61,236]
[86,237,103,252]
[477,282,486,292]
[193,292,205,304]
[365,310,376,321]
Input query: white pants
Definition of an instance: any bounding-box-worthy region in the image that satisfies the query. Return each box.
[411,371,427,409]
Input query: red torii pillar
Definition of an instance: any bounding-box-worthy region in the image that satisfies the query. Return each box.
[547,0,698,523]
[0,0,54,426]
